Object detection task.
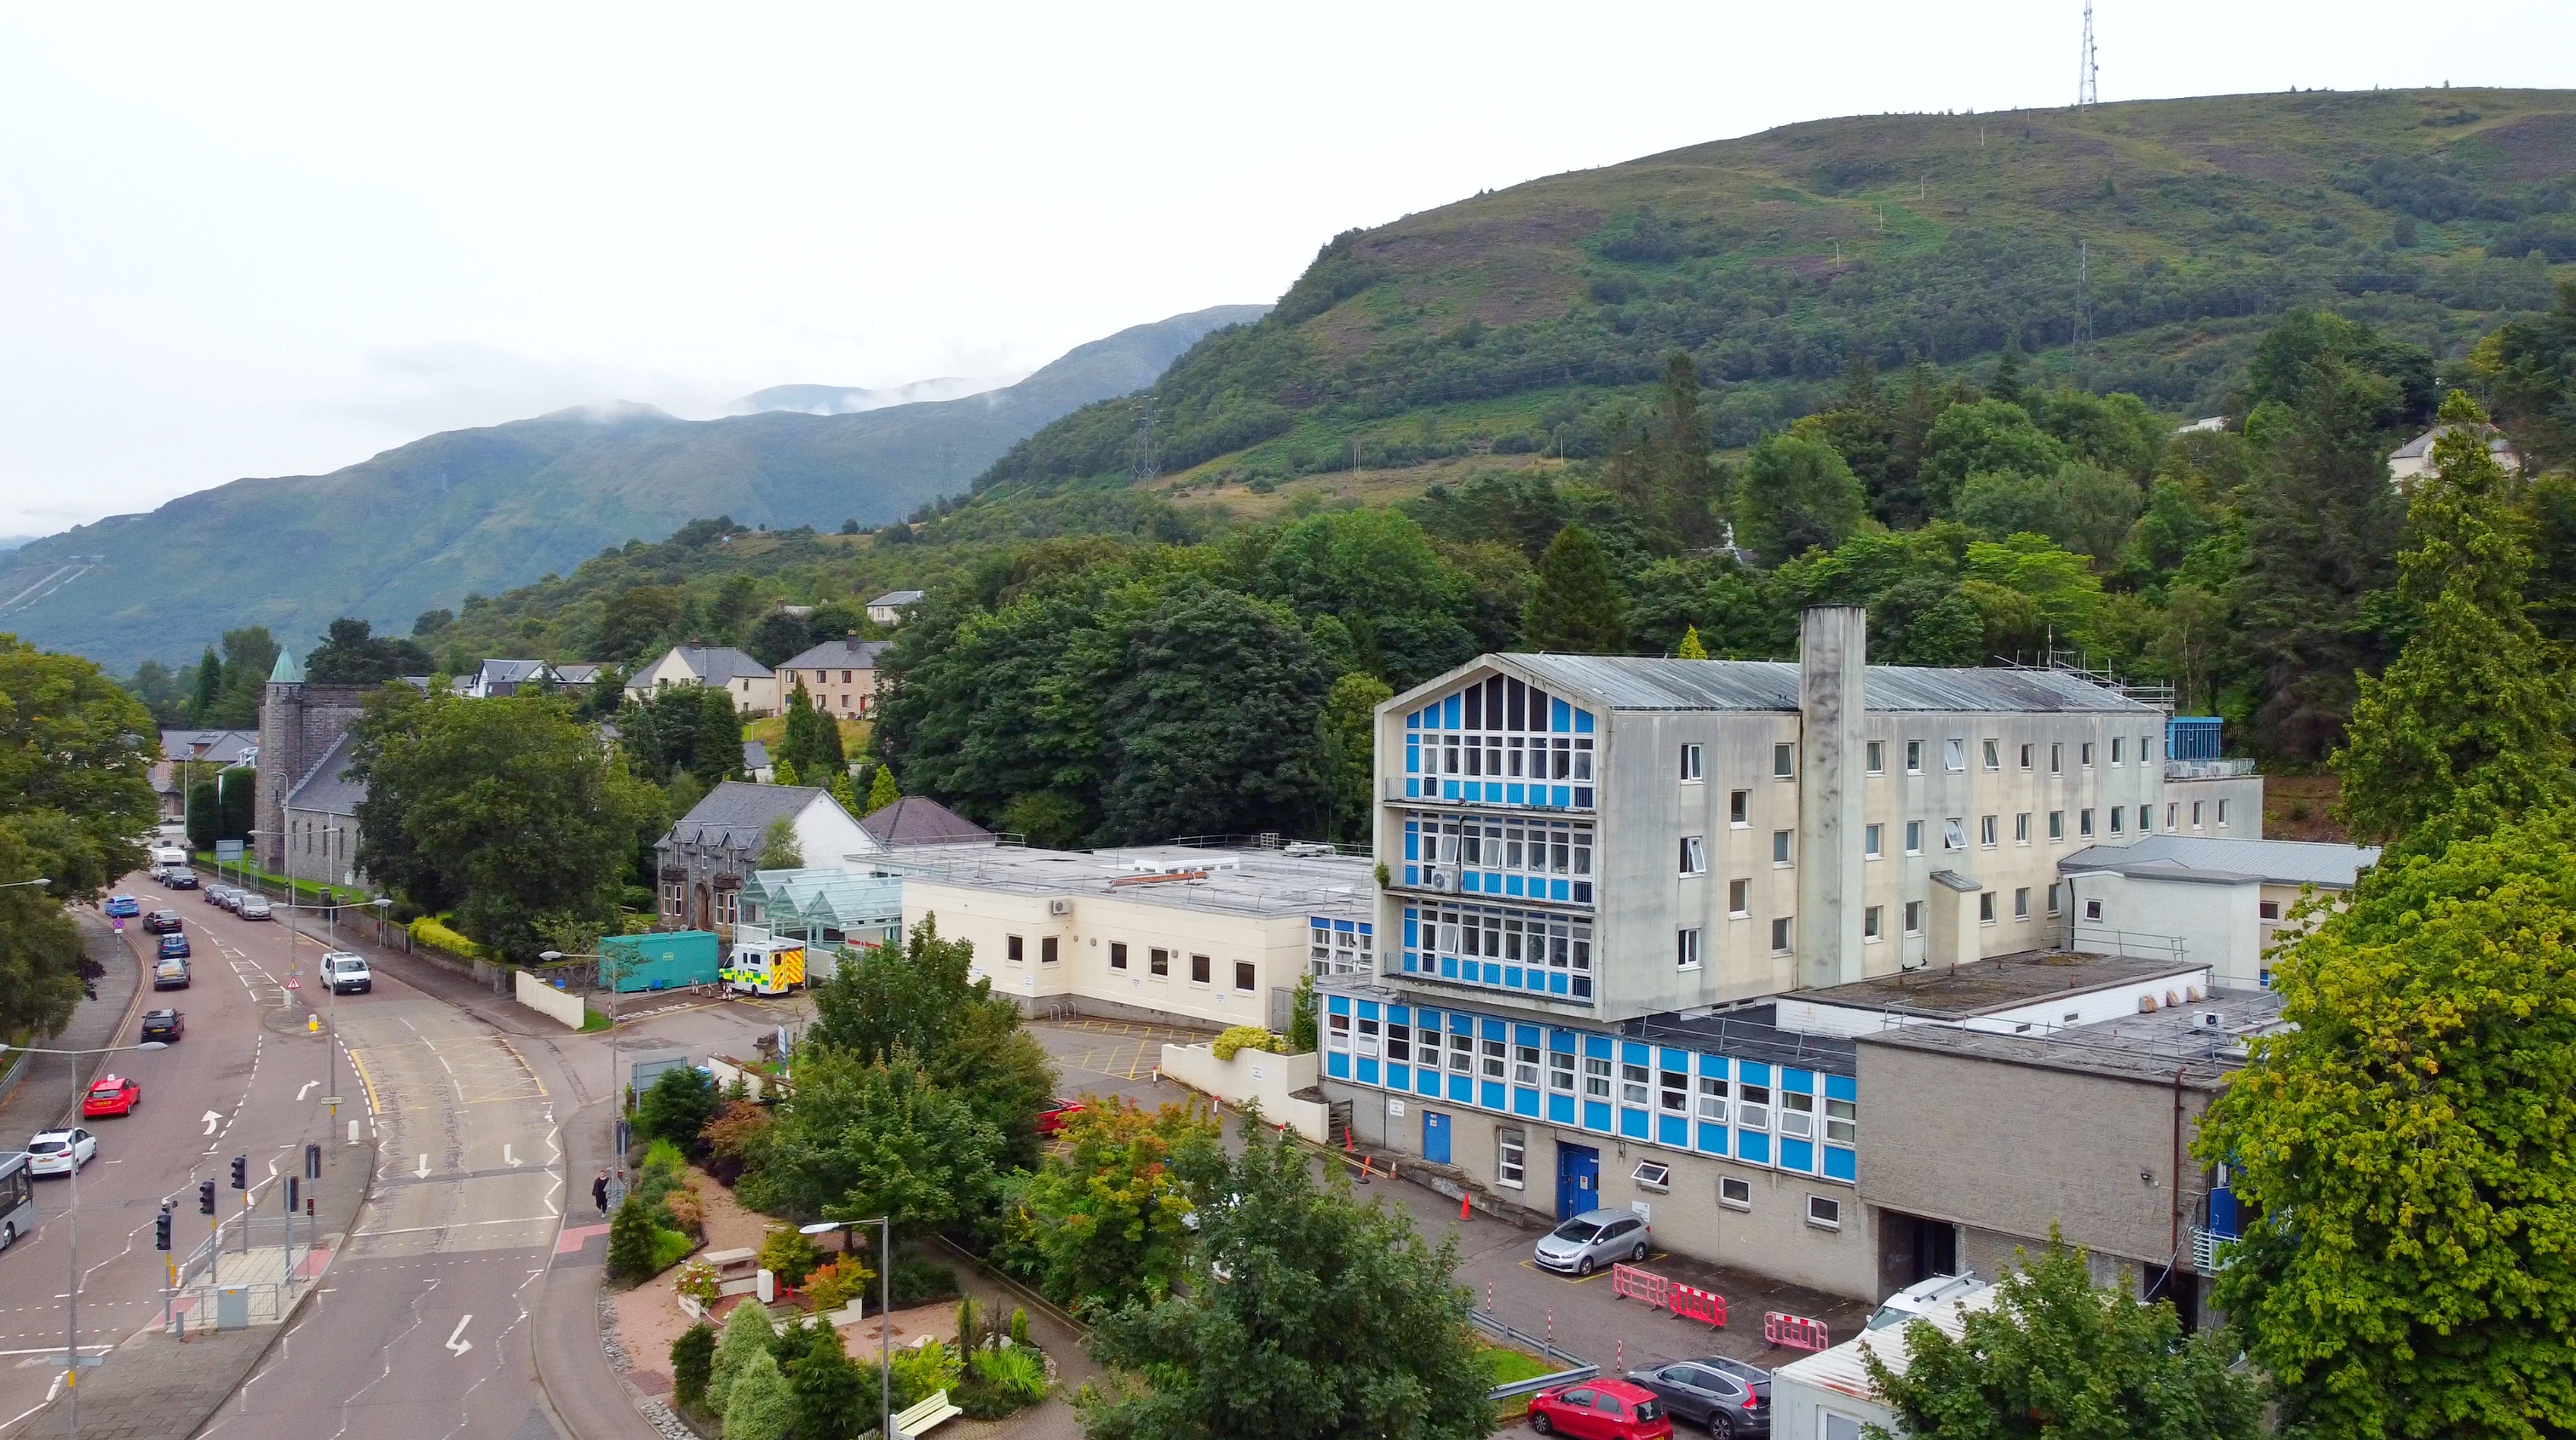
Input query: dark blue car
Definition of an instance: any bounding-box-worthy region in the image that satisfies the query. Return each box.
[104,895,141,919]
[157,932,191,960]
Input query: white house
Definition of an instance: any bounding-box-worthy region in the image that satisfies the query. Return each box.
[624,645,781,716]
[2388,422,2521,485]
[655,782,873,931]
[779,638,894,720]
[865,590,925,626]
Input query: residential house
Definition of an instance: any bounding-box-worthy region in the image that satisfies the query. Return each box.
[282,729,367,886]
[156,729,259,821]
[553,662,610,686]
[865,590,925,626]
[741,740,774,784]
[463,658,556,698]
[779,638,894,720]
[624,645,780,716]
[2388,422,2521,484]
[655,782,871,932]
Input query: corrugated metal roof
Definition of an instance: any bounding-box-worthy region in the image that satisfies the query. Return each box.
[1500,655,2159,714]
[2061,835,2378,889]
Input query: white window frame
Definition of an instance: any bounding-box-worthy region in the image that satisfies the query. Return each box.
[2084,898,2106,922]
[1481,1036,1507,1081]
[1728,879,1751,917]
[1583,1054,1612,1099]
[2015,886,2030,920]
[1718,1175,1752,1210]
[1548,1048,1576,1093]
[1981,738,2000,771]
[1498,1129,1527,1189]
[1781,1090,1815,1139]
[1514,1042,1541,1087]
[1632,1160,1673,1192]
[1676,927,1702,970]
[1769,916,1792,955]
[2015,812,2031,845]
[1620,1061,1651,1108]
[1905,820,1923,856]
[1773,743,1796,779]
[2049,810,2065,841]
[1679,835,1707,875]
[1863,904,1883,942]
[1905,739,1923,774]
[2019,743,2034,771]
[1659,1066,1689,1116]
[1771,829,1793,867]
[1680,744,1704,783]
[1865,741,1883,775]
[1979,892,1997,926]
[1826,1095,1856,1145]
[1807,1194,1843,1231]
[1864,823,1883,859]
[1737,1080,1772,1131]
[1904,899,1923,936]
[1696,1072,1727,1122]
[1942,818,1967,852]
[1979,814,1998,848]
[2081,808,2096,838]
[1944,737,1966,772]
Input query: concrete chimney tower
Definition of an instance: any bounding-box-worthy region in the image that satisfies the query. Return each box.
[1796,605,1866,989]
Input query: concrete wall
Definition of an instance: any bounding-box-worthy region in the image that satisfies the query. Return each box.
[905,881,1308,1030]
[2067,872,2262,986]
[1854,1039,2217,1271]
[1160,1043,1327,1140]
[514,969,588,1030]
[2162,775,2263,840]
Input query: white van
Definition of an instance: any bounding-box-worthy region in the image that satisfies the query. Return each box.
[319,951,372,995]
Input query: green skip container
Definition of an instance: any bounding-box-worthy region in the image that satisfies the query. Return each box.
[598,931,722,993]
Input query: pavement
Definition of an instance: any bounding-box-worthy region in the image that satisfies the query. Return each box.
[0,915,146,1134]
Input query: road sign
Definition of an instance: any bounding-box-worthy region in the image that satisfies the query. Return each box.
[285,979,301,990]
[316,1096,344,1107]
[215,840,244,861]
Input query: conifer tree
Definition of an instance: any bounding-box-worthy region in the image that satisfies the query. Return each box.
[1676,625,1709,660]
[721,1348,794,1440]
[709,1292,779,1414]
[866,764,900,812]
[772,756,799,788]
[1521,525,1628,653]
[830,770,860,815]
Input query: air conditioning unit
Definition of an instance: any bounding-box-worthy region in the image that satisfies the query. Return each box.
[2193,1010,2222,1031]
[1048,898,1072,917]
[1425,868,1453,892]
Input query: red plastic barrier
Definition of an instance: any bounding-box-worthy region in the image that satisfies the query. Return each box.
[1763,1311,1831,1351]
[1666,1280,1728,1328]
[1613,1264,1728,1328]
[1611,1263,1670,1306]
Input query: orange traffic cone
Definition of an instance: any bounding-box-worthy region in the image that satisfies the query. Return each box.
[1459,1191,1472,1220]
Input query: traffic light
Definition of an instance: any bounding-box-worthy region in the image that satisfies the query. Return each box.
[229,1155,247,1190]
[154,1205,172,1252]
[198,1179,216,1215]
[285,1177,299,1213]
[304,1143,321,1180]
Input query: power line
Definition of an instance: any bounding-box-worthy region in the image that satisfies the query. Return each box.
[2078,0,2100,106]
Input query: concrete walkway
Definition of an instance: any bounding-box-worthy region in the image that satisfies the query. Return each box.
[0,916,145,1133]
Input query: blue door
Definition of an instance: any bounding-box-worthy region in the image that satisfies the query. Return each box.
[1423,1110,1451,1165]
[1555,1143,1600,1219]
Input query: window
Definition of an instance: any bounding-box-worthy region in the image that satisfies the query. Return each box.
[1697,1072,1727,1122]
[2192,800,2205,829]
[1358,1014,1379,1056]
[2259,899,2281,921]
[2084,898,2105,922]
[1773,743,1795,778]
[1150,947,1170,977]
[1041,937,1059,965]
[1981,738,2000,771]
[1549,1049,1576,1093]
[1728,789,1749,825]
[1620,1061,1650,1107]
[1632,1160,1673,1191]
[2049,810,2065,840]
[1782,1090,1814,1138]
[1807,1195,1843,1231]
[2048,883,2062,915]
[2014,886,2030,920]
[1825,1414,1863,1440]
[1515,1043,1541,1087]
[1719,1176,1752,1209]
[1676,927,1702,970]
[1234,961,1256,991]
[1728,879,1751,916]
[1110,942,1129,970]
[1583,1054,1611,1099]
[1980,814,1998,848]
[2081,742,2096,767]
[1944,737,1966,772]
[1007,934,1024,964]
[2142,734,2156,763]
[2112,737,2125,765]
[1904,900,1923,935]
[2110,806,2125,834]
[1328,1012,1350,1049]
[2139,805,2153,833]
[1771,829,1792,865]
[1864,823,1883,858]
[2050,743,2064,775]
[1942,818,1967,852]
[1680,744,1703,782]
[2080,808,2096,837]
[1387,1022,1410,1063]
[2217,799,2232,828]
[1904,820,1923,855]
[1498,1130,1527,1188]
[1737,1078,1771,1130]
[1450,1030,1474,1073]
[1864,904,1883,941]
[2166,802,2179,830]
[2015,812,2031,844]
[1659,1067,1688,1115]
[1190,953,1211,984]
[2019,743,2034,770]
[1769,917,1792,955]
[1905,739,1923,774]
[1866,741,1883,774]
[1679,836,1707,875]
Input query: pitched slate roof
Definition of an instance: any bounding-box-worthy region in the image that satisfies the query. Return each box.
[741,740,771,772]
[160,729,259,765]
[1495,655,2159,714]
[553,662,608,685]
[285,731,365,816]
[478,658,553,687]
[2061,835,2380,889]
[858,795,992,847]
[781,639,893,671]
[633,646,772,688]
[664,781,825,849]
[867,590,925,608]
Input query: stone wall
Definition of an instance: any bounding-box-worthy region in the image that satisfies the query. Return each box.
[255,681,371,873]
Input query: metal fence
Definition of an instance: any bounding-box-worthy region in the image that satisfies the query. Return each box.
[1468,1308,1600,1400]
[168,1281,291,1332]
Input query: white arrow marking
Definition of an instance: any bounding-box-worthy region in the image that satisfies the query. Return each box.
[296,1081,317,1102]
[200,1111,222,1137]
[503,1145,520,1167]
[444,1315,473,1357]
[416,1154,432,1179]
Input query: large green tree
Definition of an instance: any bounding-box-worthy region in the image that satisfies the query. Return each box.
[1319,671,1391,845]
[1098,587,1334,843]
[1003,1097,1216,1312]
[2469,278,2576,470]
[2199,805,2576,1439]
[1250,509,1474,688]
[302,617,434,685]
[2334,392,2574,856]
[1862,1238,2260,1440]
[1735,432,1869,562]
[0,638,158,904]
[1918,399,2068,516]
[1520,524,1628,652]
[736,1047,1004,1235]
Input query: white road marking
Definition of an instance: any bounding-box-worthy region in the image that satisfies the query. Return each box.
[415,1155,431,1179]
[297,1081,317,1102]
[502,1145,518,1167]
[200,1111,221,1136]
[443,1316,473,1357]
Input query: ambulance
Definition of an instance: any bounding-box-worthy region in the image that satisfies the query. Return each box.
[722,929,808,996]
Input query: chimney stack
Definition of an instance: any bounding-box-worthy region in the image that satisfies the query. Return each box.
[1797,606,1866,989]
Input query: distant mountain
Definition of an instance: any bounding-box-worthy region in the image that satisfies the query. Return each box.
[2,303,1268,673]
[728,376,1018,416]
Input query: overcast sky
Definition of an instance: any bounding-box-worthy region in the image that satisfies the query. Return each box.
[3,3,2568,537]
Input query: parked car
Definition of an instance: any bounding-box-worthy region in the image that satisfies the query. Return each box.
[157,932,191,960]
[80,1075,140,1119]
[201,884,227,906]
[1528,1380,1673,1440]
[165,869,198,891]
[1035,1098,1086,1136]
[152,956,189,990]
[1534,1207,1652,1276]
[24,1128,97,1176]
[140,1009,185,1042]
[143,909,182,934]
[1625,1358,1771,1439]
[103,895,140,919]
[320,952,371,995]
[238,894,273,920]
[218,889,248,913]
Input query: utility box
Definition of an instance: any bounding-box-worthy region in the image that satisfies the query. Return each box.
[598,932,721,993]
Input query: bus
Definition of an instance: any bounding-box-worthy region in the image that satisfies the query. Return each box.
[0,1152,31,1248]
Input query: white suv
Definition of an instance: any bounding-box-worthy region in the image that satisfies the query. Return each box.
[320,952,372,995]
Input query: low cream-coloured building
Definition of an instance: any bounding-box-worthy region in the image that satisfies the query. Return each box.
[892,844,1373,1031]
[779,638,892,721]
[625,645,780,716]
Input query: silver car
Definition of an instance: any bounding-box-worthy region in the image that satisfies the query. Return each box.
[1534,1206,1651,1276]
[238,894,272,920]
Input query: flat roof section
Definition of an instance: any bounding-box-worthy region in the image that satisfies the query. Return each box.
[1856,986,2286,1087]
[888,843,1375,921]
[1796,950,2200,1022]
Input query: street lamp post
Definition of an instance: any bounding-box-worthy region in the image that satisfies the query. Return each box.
[801,1216,892,1440]
[2,1037,171,1440]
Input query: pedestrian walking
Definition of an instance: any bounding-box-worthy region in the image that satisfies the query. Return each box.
[593,1169,609,1216]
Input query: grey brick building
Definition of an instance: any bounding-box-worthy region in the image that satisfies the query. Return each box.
[256,651,371,875]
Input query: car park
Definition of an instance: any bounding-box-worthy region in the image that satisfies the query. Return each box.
[1534,1207,1652,1276]
[103,895,140,919]
[157,932,191,960]
[239,894,273,920]
[81,1075,140,1119]
[140,1009,184,1042]
[144,909,182,934]
[1625,1358,1771,1438]
[319,952,371,994]
[24,1128,97,1177]
[1527,1380,1673,1440]
[152,956,189,990]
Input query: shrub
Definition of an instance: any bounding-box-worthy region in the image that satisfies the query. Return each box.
[675,1261,723,1309]
[972,1344,1047,1405]
[660,1183,703,1235]
[802,1257,873,1316]
[888,1338,965,1408]
[722,1348,795,1440]
[407,915,480,959]
[709,1294,779,1414]
[758,1227,822,1289]
[699,1098,773,1185]
[650,1226,696,1273]
[670,1321,716,1409]
[606,1195,661,1283]
[1008,1306,1030,1345]
[1210,1025,1280,1060]
[893,1256,961,1308]
[636,1067,720,1156]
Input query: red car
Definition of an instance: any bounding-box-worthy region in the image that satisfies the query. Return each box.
[1527,1380,1673,1440]
[1035,1098,1086,1136]
[81,1074,140,1119]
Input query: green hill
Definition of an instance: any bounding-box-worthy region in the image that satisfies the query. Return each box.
[968,89,2572,505]
[0,304,1266,674]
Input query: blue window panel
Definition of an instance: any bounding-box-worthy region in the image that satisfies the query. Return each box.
[1404,915,1419,946]
[1359,1000,1379,1021]
[1404,865,1419,886]
[1461,871,1480,894]
[1504,875,1525,898]
[1483,962,1503,985]
[1825,1074,1858,1103]
[1508,783,1525,804]
[1421,1066,1444,1097]
[1387,1063,1411,1091]
[1481,1017,1507,1041]
[1513,1086,1541,1117]
[1550,878,1571,901]
[1582,1100,1613,1132]
[1738,1131,1771,1165]
[1780,1138,1814,1173]
[1503,966,1522,988]
[1389,1005,1409,1026]
[1549,1027,1578,1053]
[1444,695,1461,728]
[1657,1114,1689,1149]
[1440,957,1458,979]
[1513,1024,1540,1049]
[1620,1040,1649,1066]
[1357,922,1373,937]
[1406,778,1421,798]
[1548,1093,1576,1125]
[1583,1035,1613,1059]
[1783,1068,1814,1094]
[1402,953,1417,973]
[1414,1007,1440,1033]
[1552,787,1572,809]
[1575,708,1595,734]
[1406,743,1420,772]
[1619,1107,1650,1140]
[1326,1051,1351,1080]
[1486,783,1504,802]
[1479,1081,1505,1110]
[1823,1145,1857,1182]
[1699,1053,1728,1076]
[1658,1047,1691,1074]
[1406,710,1420,730]
[1696,1122,1728,1155]
[1549,971,1569,994]
[1404,829,1419,861]
[1443,780,1459,801]
[1451,1013,1478,1034]
[1357,1058,1379,1087]
[1551,697,1571,732]
[1448,1073,1474,1103]
[1739,1060,1772,1088]
[1530,969,1552,993]
[1327,995,1351,1016]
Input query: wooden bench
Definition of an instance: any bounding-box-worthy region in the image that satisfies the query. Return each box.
[894,1389,963,1437]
